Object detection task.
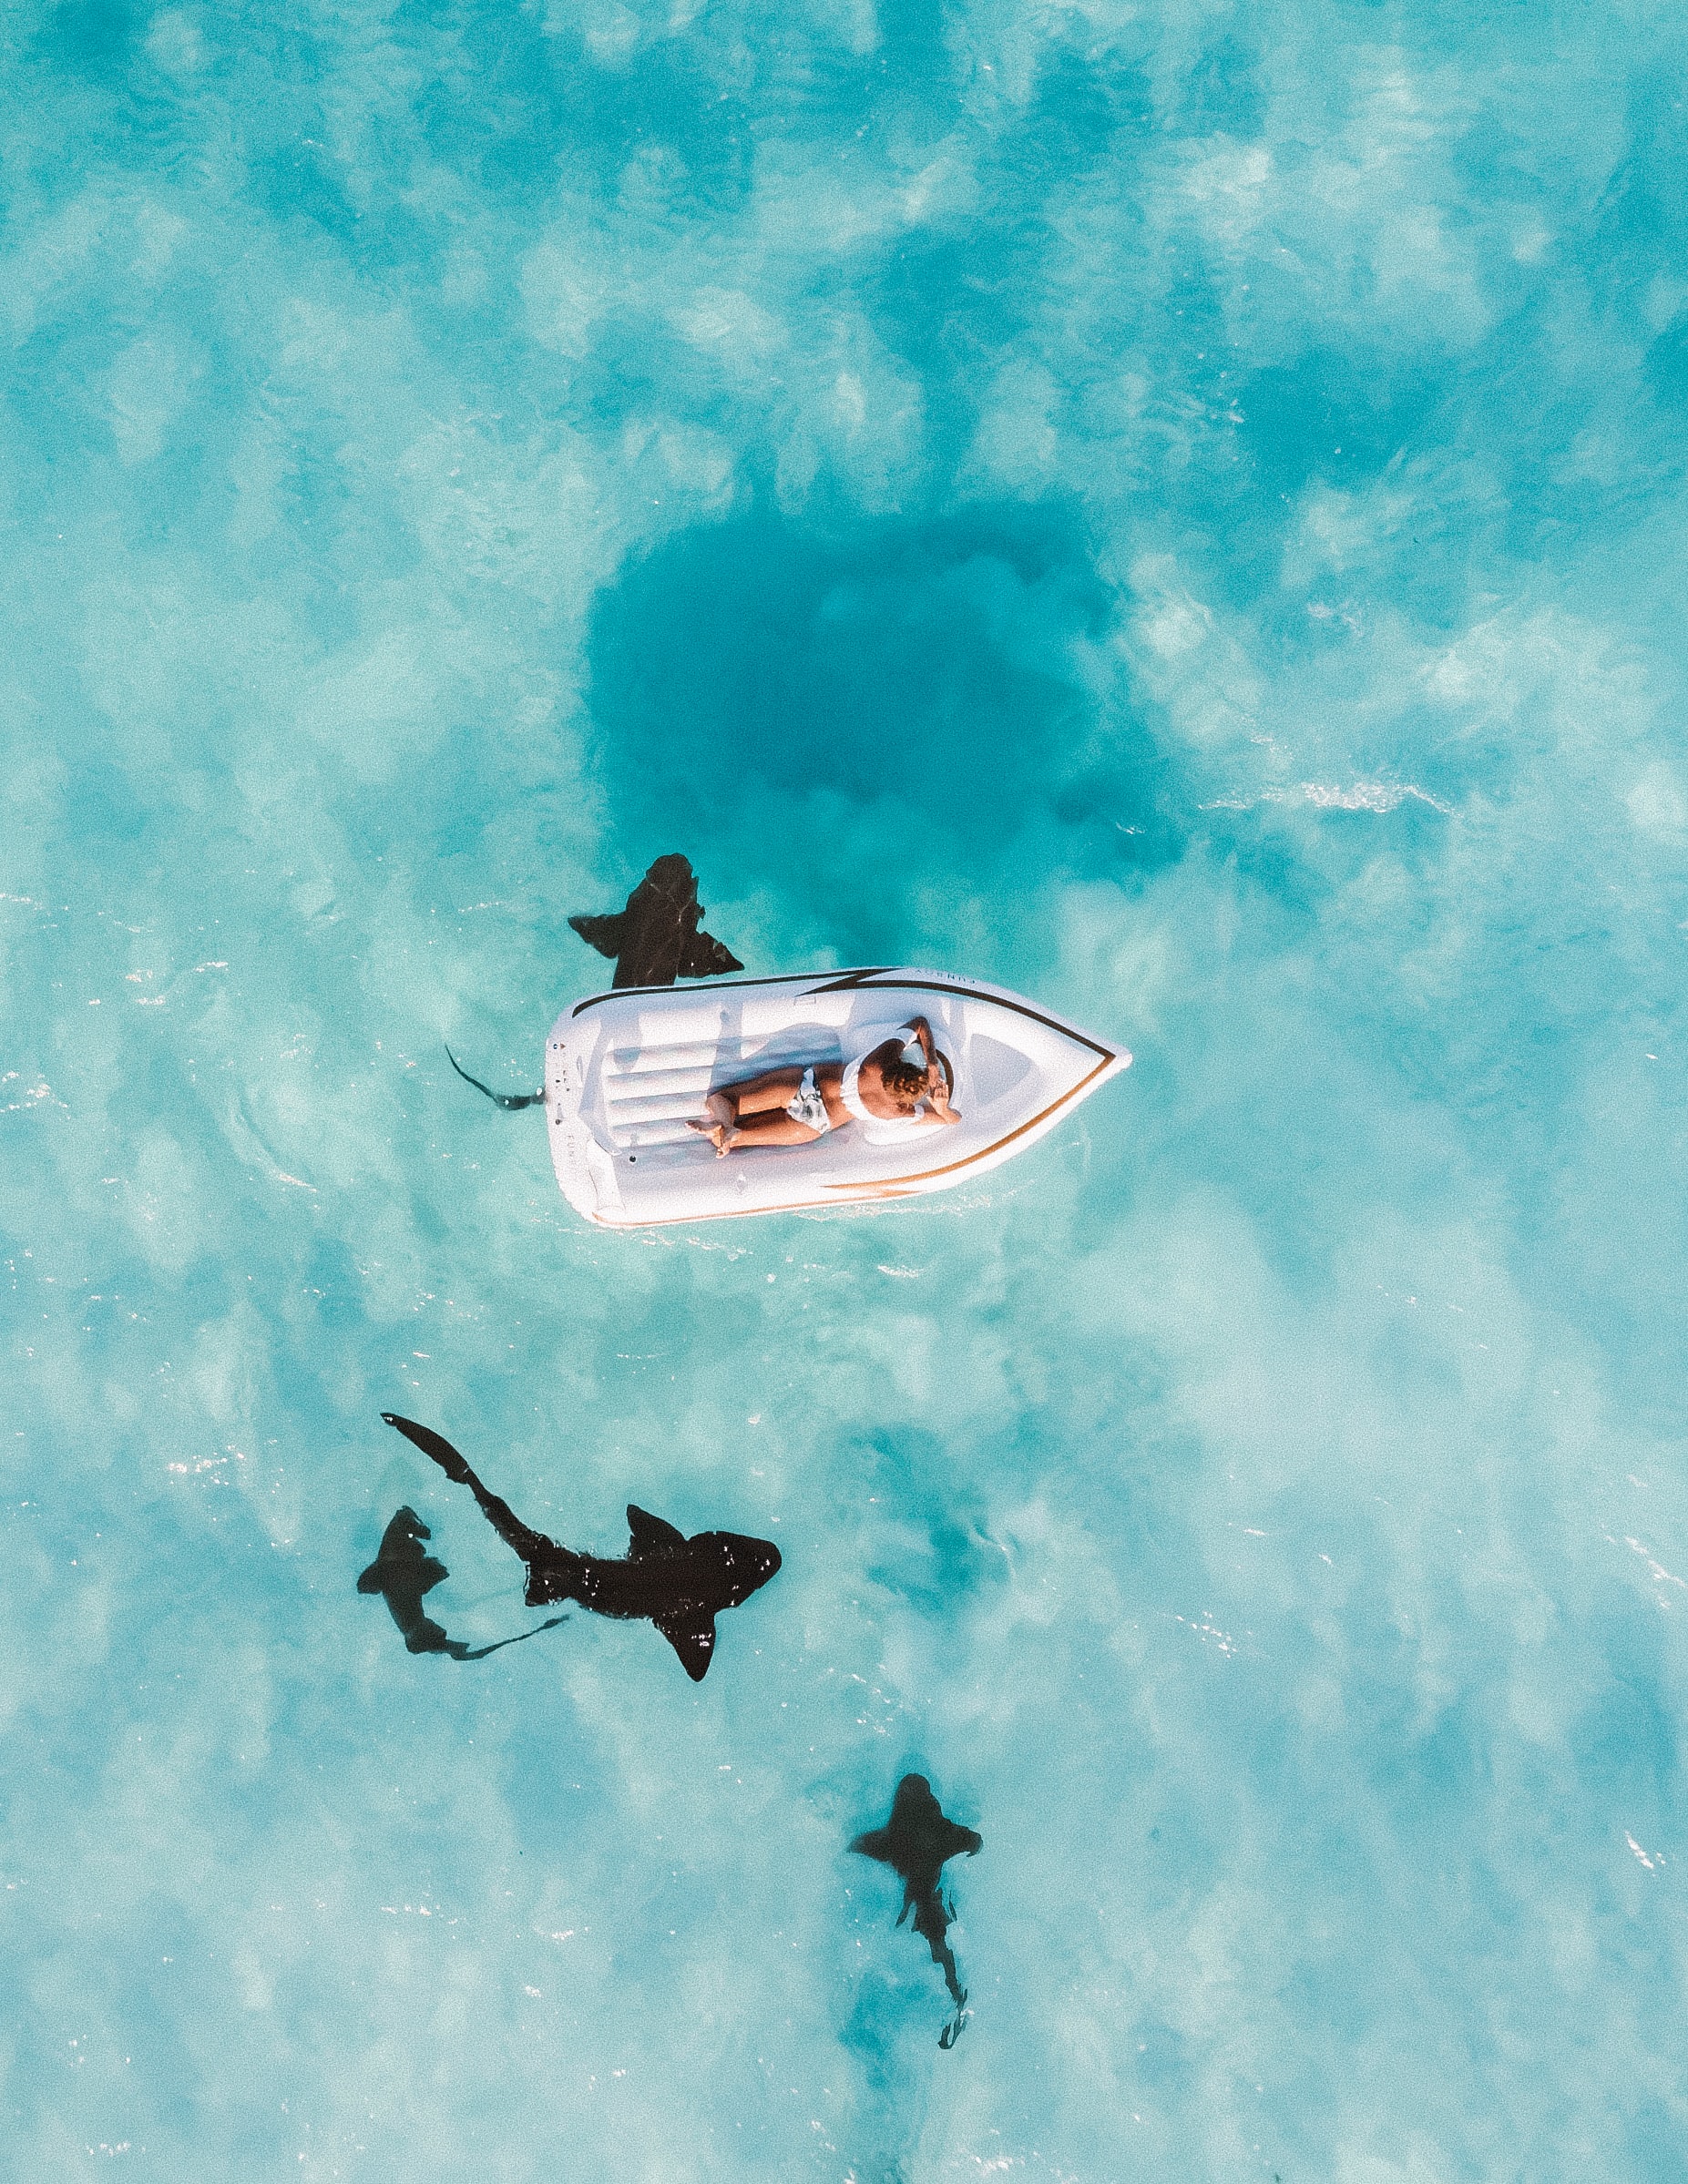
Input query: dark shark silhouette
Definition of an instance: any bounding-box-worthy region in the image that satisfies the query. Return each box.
[380,1413,781,1680]
[445,1047,544,1110]
[447,853,744,1110]
[357,1505,568,1659]
[568,852,744,990]
[852,1773,983,2047]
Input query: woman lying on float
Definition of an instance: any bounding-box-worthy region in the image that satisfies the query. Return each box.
[691,1015,960,1157]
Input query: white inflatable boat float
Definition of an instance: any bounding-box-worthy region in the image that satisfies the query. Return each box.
[546,967,1129,1228]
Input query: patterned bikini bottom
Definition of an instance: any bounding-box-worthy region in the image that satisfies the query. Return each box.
[785,1066,832,1137]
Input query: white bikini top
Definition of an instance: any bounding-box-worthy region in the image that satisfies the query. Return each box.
[840,1029,939,1142]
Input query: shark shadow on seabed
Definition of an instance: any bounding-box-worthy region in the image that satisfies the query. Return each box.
[358,1507,568,1660]
[852,1773,983,2048]
[379,1413,781,1680]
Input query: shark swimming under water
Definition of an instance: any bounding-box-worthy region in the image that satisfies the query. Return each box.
[852,1772,984,2047]
[357,1505,568,1660]
[448,852,745,1110]
[569,852,744,991]
[379,1413,781,1681]
[444,1049,545,1110]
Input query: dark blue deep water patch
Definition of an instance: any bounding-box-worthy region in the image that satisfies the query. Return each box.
[38,0,133,75]
[585,500,1182,922]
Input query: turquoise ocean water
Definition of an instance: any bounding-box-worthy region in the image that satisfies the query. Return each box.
[5,2,1688,2177]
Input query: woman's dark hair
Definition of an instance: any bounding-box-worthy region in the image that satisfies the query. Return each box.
[881,1058,929,1108]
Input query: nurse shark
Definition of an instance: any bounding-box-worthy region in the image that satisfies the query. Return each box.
[852,1772,983,2047]
[380,1413,781,1681]
[448,852,743,1108]
[357,1505,568,1660]
[568,851,744,989]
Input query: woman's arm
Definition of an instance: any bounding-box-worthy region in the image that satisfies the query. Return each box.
[896,1021,957,1118]
[922,1045,960,1123]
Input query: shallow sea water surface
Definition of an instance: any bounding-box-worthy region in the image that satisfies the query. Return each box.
[4,2,1688,2179]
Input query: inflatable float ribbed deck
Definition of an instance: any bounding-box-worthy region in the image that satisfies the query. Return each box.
[547,967,1129,1228]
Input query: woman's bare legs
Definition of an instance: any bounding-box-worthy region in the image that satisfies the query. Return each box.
[723,1068,809,1117]
[688,1067,813,1155]
[689,1106,823,1155]
[721,1110,824,1148]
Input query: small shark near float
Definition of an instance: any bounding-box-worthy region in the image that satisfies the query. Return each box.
[852,1773,983,2048]
[568,852,743,989]
[380,1413,781,1681]
[357,1506,568,1660]
[448,852,743,1109]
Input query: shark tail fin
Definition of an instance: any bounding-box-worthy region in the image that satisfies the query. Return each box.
[456,1614,569,1660]
[568,911,627,961]
[445,1047,544,1111]
[381,1413,477,1485]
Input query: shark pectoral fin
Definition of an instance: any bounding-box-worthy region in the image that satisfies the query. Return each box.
[654,1612,716,1680]
[678,929,744,979]
[627,1505,687,1557]
[568,912,628,961]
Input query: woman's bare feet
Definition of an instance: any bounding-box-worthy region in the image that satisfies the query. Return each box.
[689,1092,739,1156]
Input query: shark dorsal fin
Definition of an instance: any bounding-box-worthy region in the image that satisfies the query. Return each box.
[653,1610,716,1680]
[627,1505,686,1558]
